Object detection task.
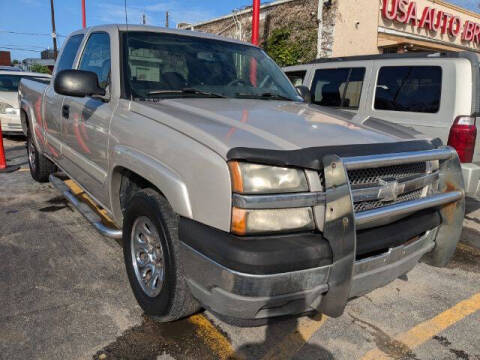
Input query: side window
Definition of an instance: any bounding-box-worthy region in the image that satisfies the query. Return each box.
[78,32,111,89]
[374,66,442,113]
[311,68,365,109]
[56,34,84,73]
[285,71,306,87]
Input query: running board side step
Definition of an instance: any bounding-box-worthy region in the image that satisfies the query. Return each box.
[49,174,123,239]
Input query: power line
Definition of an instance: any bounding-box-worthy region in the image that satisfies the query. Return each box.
[0,44,47,49]
[0,46,43,53]
[0,30,66,38]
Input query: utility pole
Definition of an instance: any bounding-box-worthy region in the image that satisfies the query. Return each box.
[165,11,169,28]
[49,0,58,59]
[142,13,146,25]
[82,0,86,28]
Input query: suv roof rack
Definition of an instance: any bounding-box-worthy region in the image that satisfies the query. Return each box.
[307,51,474,64]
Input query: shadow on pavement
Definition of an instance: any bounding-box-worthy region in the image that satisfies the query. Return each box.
[94,280,333,359]
[231,283,333,360]
[465,197,480,216]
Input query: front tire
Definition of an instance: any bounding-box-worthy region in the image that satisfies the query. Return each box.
[122,188,200,321]
[27,128,56,182]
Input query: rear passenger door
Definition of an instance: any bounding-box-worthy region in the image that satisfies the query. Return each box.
[366,61,453,143]
[61,31,114,206]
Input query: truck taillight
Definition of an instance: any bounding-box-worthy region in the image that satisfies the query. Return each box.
[447,116,477,163]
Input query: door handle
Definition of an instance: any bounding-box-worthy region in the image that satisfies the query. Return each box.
[62,105,69,119]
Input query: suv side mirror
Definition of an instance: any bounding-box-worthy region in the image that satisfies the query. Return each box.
[54,70,106,98]
[296,85,312,104]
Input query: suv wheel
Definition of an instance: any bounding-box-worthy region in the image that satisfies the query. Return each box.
[123,188,200,321]
[27,128,56,182]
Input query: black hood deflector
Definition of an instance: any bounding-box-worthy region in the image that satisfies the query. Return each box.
[227,138,443,170]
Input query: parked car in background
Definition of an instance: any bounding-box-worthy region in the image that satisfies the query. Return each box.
[19,25,465,323]
[284,52,480,198]
[0,70,50,134]
[0,66,23,72]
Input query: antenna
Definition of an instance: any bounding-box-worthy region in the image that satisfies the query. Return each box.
[124,0,128,28]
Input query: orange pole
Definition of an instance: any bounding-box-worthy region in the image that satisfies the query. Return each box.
[249,0,260,87]
[0,123,6,169]
[0,122,20,173]
[82,0,86,28]
[251,0,260,45]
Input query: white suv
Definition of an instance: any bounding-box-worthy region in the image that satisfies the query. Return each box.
[285,52,480,198]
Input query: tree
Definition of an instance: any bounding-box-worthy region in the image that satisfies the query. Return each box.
[12,59,20,65]
[30,64,51,74]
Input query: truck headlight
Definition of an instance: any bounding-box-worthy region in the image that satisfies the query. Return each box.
[0,102,17,115]
[228,161,308,194]
[231,207,315,235]
[228,162,314,235]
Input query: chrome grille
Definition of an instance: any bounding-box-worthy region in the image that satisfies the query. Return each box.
[353,188,424,213]
[347,162,427,186]
[347,162,428,213]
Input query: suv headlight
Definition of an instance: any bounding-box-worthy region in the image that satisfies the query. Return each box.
[228,161,314,235]
[0,102,17,115]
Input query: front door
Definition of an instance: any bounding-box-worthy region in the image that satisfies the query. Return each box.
[61,31,113,206]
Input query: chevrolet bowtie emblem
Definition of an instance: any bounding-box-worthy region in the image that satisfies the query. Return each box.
[378,178,405,202]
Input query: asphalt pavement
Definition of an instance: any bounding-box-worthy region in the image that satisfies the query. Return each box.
[0,136,479,360]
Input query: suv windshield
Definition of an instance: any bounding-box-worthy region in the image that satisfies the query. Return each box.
[122,32,301,101]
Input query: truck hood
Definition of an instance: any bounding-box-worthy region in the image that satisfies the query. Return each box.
[131,98,420,158]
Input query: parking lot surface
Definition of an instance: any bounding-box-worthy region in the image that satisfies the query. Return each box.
[0,136,479,360]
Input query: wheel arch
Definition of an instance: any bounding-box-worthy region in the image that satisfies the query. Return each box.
[20,99,44,151]
[109,146,193,226]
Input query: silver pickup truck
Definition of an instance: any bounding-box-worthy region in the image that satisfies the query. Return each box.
[19,25,465,323]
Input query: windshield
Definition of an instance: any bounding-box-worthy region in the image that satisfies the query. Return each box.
[122,32,302,101]
[0,75,49,92]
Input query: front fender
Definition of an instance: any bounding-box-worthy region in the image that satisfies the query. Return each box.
[109,145,193,225]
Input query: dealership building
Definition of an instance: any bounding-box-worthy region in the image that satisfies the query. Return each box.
[179,0,480,60]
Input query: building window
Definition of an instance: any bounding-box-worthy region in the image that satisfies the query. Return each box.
[311,68,366,109]
[285,71,307,87]
[374,66,442,113]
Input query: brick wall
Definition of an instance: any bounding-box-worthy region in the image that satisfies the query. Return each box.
[180,0,339,63]
[0,51,12,66]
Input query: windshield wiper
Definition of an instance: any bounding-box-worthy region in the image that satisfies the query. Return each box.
[147,88,226,98]
[235,92,293,101]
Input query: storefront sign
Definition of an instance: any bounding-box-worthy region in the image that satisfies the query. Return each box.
[382,0,480,44]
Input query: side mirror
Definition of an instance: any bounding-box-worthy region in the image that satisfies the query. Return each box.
[54,70,106,98]
[296,85,312,104]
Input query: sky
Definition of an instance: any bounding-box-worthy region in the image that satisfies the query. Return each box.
[0,0,479,61]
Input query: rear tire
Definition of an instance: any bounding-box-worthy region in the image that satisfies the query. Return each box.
[27,128,56,183]
[122,188,200,322]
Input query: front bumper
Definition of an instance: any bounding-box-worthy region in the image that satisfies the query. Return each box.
[0,112,22,134]
[180,229,437,320]
[180,146,465,320]
[461,162,480,198]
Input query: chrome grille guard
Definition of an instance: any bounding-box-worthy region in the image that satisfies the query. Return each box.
[233,147,464,231]
[232,146,465,317]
